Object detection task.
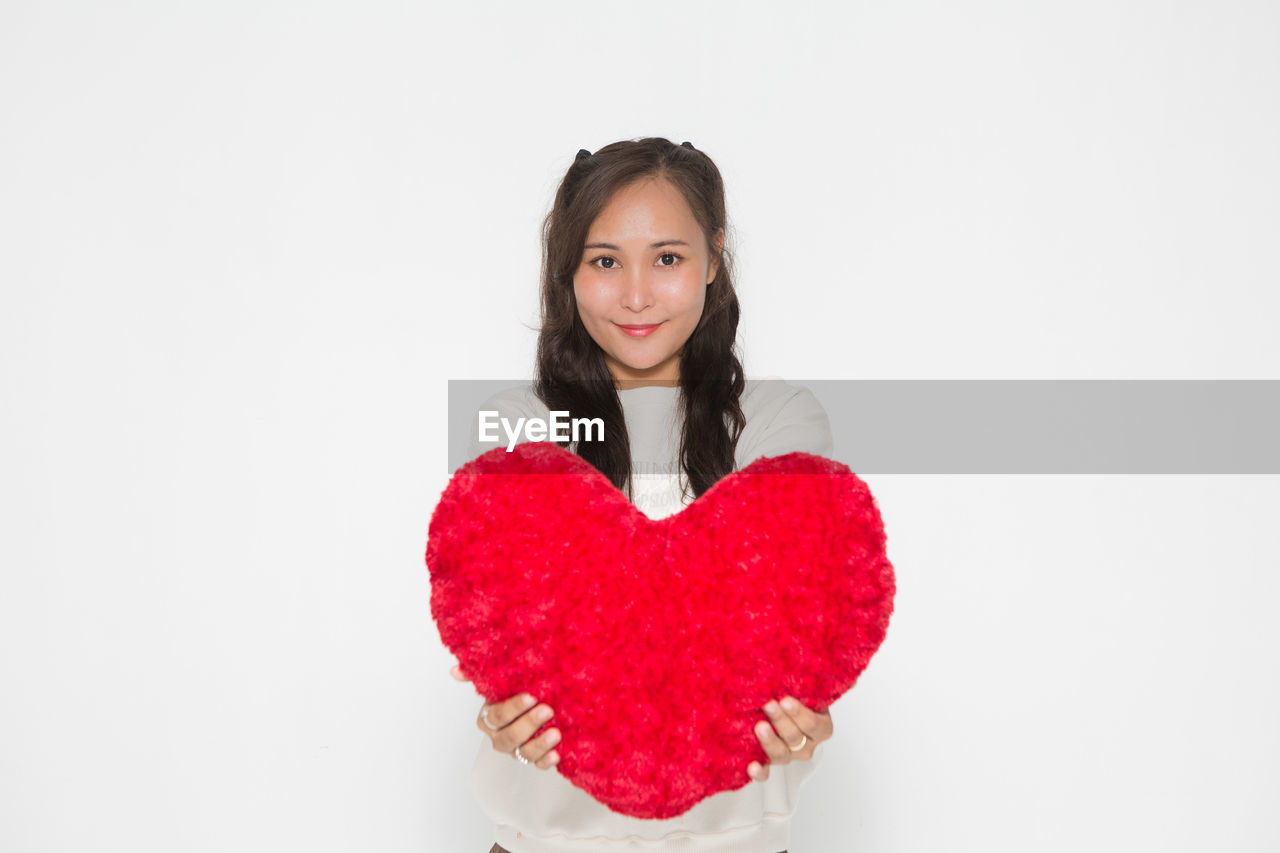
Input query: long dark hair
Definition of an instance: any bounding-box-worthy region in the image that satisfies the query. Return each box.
[533,137,746,503]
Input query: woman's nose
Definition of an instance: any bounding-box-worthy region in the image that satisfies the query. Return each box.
[621,268,655,311]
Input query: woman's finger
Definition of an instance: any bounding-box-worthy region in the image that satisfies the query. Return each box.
[779,696,834,743]
[754,718,793,767]
[518,726,563,770]
[747,759,771,782]
[476,692,535,735]
[491,702,555,754]
[534,748,561,770]
[762,700,810,753]
[450,664,472,682]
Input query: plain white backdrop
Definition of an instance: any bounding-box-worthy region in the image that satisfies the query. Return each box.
[2,1,1278,851]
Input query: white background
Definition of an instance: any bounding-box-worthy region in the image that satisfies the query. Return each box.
[2,1,1278,851]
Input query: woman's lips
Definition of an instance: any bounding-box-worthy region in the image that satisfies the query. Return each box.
[615,322,663,338]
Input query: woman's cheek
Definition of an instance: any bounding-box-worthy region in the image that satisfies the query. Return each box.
[662,276,703,310]
[573,275,609,311]
[680,277,709,314]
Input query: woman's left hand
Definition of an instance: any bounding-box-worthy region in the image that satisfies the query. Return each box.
[748,696,834,781]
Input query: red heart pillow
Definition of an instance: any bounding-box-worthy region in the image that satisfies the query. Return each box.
[426,441,895,819]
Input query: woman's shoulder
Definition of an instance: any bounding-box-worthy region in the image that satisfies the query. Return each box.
[736,375,834,465]
[465,383,550,462]
[481,383,549,420]
[740,375,828,419]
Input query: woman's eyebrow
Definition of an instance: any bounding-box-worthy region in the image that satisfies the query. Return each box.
[583,239,691,250]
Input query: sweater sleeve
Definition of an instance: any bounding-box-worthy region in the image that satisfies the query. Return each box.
[736,384,835,467]
[734,383,836,797]
[465,386,548,463]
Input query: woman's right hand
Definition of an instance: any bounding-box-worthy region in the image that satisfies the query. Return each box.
[452,665,561,770]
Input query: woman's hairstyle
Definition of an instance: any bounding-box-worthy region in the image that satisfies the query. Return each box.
[534,137,746,502]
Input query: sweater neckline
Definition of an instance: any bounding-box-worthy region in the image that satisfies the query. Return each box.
[617,384,680,406]
[617,384,679,393]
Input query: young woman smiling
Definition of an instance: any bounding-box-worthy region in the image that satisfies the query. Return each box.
[455,138,836,853]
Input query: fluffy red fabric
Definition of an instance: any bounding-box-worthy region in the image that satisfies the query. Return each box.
[426,441,895,819]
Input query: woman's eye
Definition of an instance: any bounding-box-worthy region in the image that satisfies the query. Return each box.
[590,253,681,270]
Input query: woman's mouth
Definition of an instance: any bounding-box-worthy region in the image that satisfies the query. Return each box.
[614,322,663,338]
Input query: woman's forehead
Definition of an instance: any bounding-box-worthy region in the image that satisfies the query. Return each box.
[587,180,701,244]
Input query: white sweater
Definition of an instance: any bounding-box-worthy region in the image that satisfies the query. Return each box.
[462,378,835,853]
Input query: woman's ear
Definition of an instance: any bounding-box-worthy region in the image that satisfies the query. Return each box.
[707,228,725,284]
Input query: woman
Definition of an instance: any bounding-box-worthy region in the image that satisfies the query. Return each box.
[455,137,836,852]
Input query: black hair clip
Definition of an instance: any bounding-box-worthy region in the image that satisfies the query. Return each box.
[681,141,695,150]
[576,148,592,161]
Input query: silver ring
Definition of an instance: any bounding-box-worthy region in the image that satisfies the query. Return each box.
[478,705,500,733]
[513,745,530,765]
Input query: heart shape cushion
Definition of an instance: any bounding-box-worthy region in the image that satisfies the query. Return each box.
[426,440,895,819]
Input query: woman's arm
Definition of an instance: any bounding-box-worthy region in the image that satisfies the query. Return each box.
[455,387,566,770]
[738,384,837,780]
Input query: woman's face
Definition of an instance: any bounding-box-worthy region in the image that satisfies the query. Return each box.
[573,177,723,388]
